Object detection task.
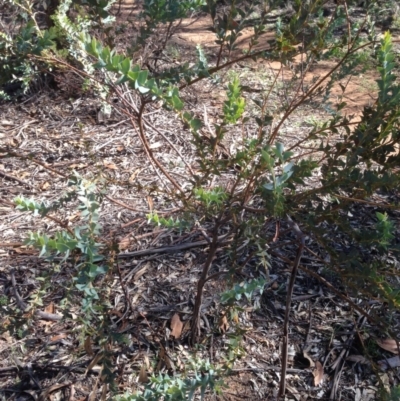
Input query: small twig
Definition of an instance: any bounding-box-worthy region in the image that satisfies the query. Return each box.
[0,169,33,189]
[190,225,222,345]
[232,366,304,374]
[45,215,74,236]
[118,234,232,259]
[198,227,212,244]
[114,243,133,321]
[203,270,229,284]
[343,0,352,51]
[330,314,367,399]
[10,269,27,311]
[268,250,385,329]
[0,147,68,178]
[273,219,280,242]
[68,384,75,401]
[0,242,24,247]
[136,103,184,194]
[267,40,383,145]
[279,216,305,398]
[105,195,180,214]
[144,119,195,177]
[333,194,400,209]
[35,311,62,321]
[10,269,62,321]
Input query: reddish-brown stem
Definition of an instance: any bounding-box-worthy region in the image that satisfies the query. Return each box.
[279,218,305,397]
[286,121,360,153]
[267,39,383,146]
[136,102,184,194]
[190,226,220,345]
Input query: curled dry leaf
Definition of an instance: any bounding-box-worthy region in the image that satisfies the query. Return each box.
[313,360,324,386]
[219,313,229,333]
[303,351,315,368]
[170,313,183,339]
[38,382,70,401]
[376,338,399,354]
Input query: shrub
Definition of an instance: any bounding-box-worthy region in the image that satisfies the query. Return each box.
[3,0,400,398]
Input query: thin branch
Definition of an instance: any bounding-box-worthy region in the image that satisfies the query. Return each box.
[190,227,220,345]
[10,269,62,321]
[0,169,33,189]
[279,216,305,397]
[136,102,184,194]
[118,234,232,259]
[0,147,68,178]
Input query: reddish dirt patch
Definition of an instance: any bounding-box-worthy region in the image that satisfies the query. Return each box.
[112,3,381,121]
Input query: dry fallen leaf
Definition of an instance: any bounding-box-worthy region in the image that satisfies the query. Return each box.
[313,360,324,386]
[103,160,118,170]
[287,345,296,363]
[303,351,315,368]
[0,330,12,343]
[380,372,390,393]
[84,336,94,356]
[133,263,149,281]
[85,351,103,376]
[149,141,163,149]
[118,235,131,251]
[219,313,229,333]
[38,382,70,401]
[346,355,370,365]
[129,168,144,182]
[143,354,150,369]
[182,320,191,337]
[138,364,148,383]
[376,338,399,354]
[170,313,183,339]
[68,212,81,221]
[156,344,174,372]
[44,302,55,314]
[88,375,100,401]
[378,355,400,370]
[50,333,67,342]
[101,383,107,401]
[147,196,153,211]
[41,181,51,190]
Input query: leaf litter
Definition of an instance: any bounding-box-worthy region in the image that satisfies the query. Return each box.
[0,2,400,401]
